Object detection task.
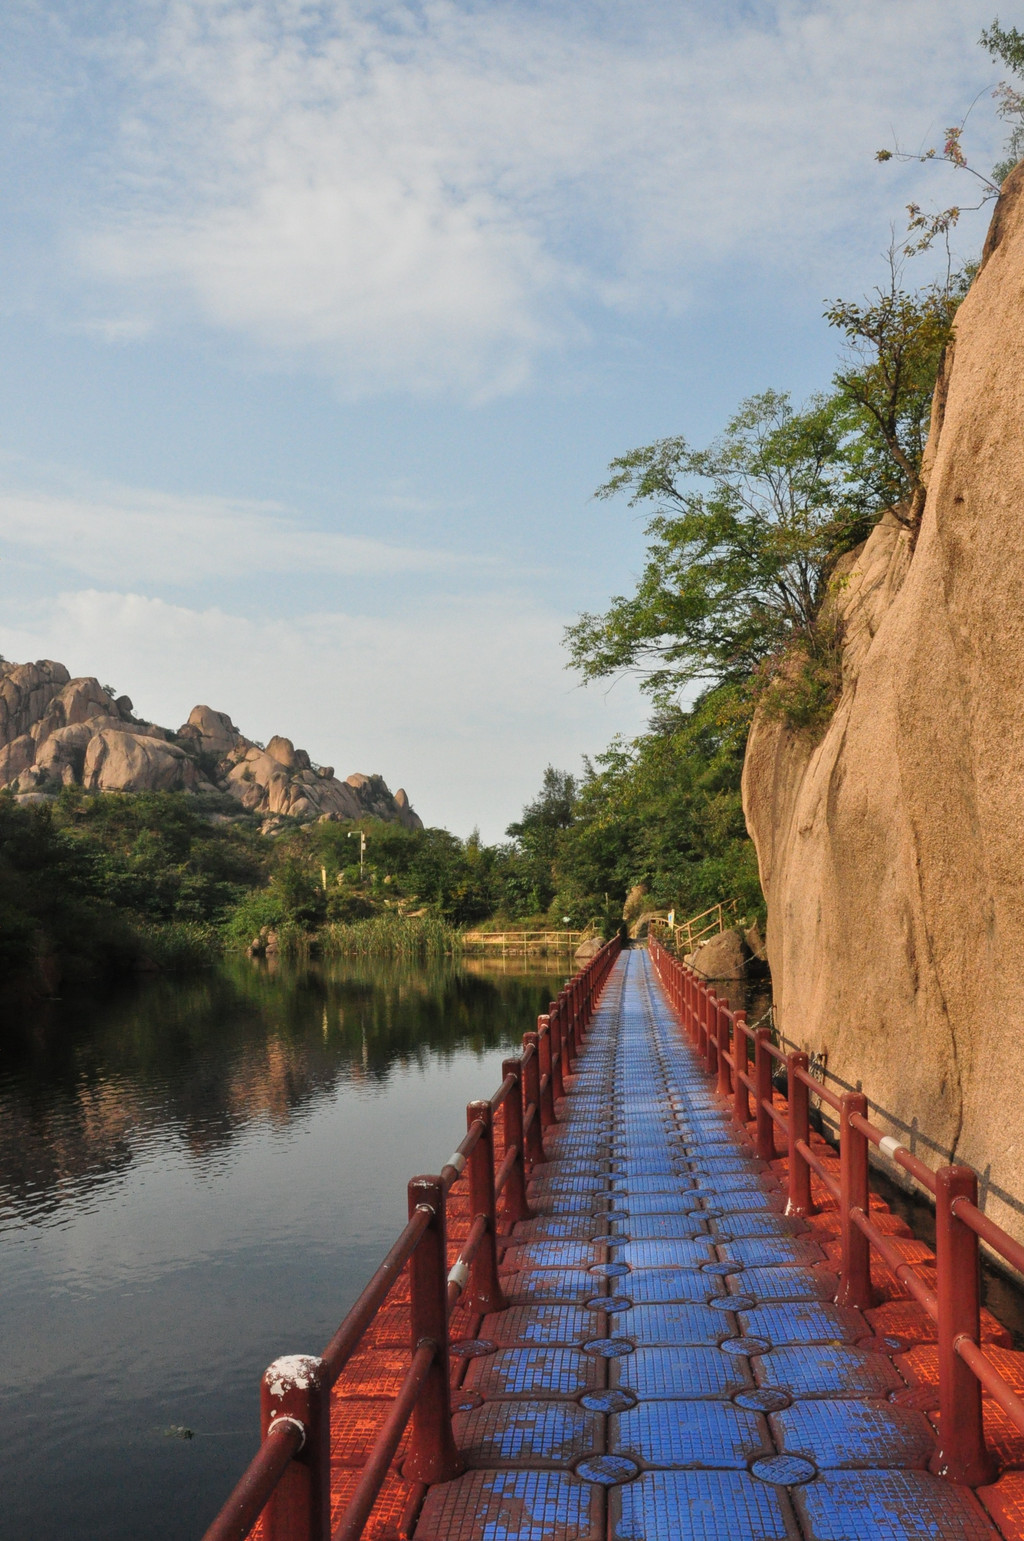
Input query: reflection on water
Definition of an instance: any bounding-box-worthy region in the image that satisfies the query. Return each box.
[0,955,566,1541]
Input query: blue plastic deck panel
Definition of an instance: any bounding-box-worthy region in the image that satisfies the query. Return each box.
[413,948,999,1541]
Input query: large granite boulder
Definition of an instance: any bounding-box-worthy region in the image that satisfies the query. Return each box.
[688,929,749,1013]
[0,660,71,745]
[742,164,1024,1241]
[0,660,425,829]
[178,705,243,758]
[83,730,200,793]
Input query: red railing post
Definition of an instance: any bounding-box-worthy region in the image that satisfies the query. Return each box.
[836,1093,872,1310]
[786,1051,812,1217]
[403,1176,464,1484]
[931,1165,996,1485]
[562,989,574,1068]
[550,1003,565,1102]
[716,1002,731,1096]
[465,1100,507,1313]
[522,1032,545,1165]
[705,989,719,1078]
[501,1058,531,1222]
[753,1027,775,1161]
[732,1012,749,1127]
[697,982,707,1058]
[260,1356,331,1541]
[538,1015,556,1128]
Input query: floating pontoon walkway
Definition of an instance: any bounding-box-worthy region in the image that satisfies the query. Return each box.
[415,948,1022,1541]
[208,943,1024,1541]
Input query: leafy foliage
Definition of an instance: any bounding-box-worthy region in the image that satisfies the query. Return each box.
[874,20,1024,260]
[982,19,1024,181]
[825,262,968,525]
[504,767,577,914]
[549,687,763,927]
[0,789,257,989]
[566,390,868,705]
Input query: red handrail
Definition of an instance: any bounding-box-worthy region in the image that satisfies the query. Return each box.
[647,933,1023,1491]
[201,933,623,1541]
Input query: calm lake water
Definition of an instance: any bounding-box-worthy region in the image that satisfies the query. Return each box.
[0,954,567,1540]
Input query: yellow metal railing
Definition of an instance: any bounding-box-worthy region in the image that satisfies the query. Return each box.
[642,898,743,953]
[460,925,596,954]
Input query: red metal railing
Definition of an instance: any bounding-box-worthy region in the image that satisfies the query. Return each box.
[650,935,1022,1490]
[202,935,623,1541]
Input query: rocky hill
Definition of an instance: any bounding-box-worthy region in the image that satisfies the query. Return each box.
[0,659,422,833]
[742,165,1024,1239]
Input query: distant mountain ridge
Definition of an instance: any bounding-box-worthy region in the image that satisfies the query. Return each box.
[0,659,422,832]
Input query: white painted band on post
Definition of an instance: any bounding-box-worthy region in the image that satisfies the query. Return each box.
[266,1415,307,1453]
[447,1259,470,1291]
[445,1152,467,1175]
[879,1135,904,1161]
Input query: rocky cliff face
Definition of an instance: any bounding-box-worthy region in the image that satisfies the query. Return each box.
[0,660,423,832]
[742,165,1024,1239]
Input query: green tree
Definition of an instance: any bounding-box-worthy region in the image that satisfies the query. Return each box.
[565,390,855,704]
[825,260,968,527]
[550,688,763,926]
[981,19,1024,181]
[505,767,577,914]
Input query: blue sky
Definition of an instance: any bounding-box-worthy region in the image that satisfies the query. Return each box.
[0,0,1009,837]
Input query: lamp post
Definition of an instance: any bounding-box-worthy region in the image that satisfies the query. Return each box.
[348,829,368,881]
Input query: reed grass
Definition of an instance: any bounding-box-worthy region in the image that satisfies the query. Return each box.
[320,912,461,959]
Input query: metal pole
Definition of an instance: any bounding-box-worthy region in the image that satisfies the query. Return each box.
[550,1003,565,1102]
[537,1016,555,1128]
[522,1032,544,1165]
[705,989,718,1078]
[753,1028,775,1162]
[931,1165,995,1485]
[786,1052,812,1216]
[260,1356,331,1541]
[716,1002,731,1097]
[732,1013,749,1126]
[403,1176,463,1484]
[836,1093,872,1310]
[466,1100,506,1313]
[501,1059,531,1222]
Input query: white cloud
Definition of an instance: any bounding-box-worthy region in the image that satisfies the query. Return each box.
[0,483,480,584]
[0,586,646,840]
[40,0,1005,394]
